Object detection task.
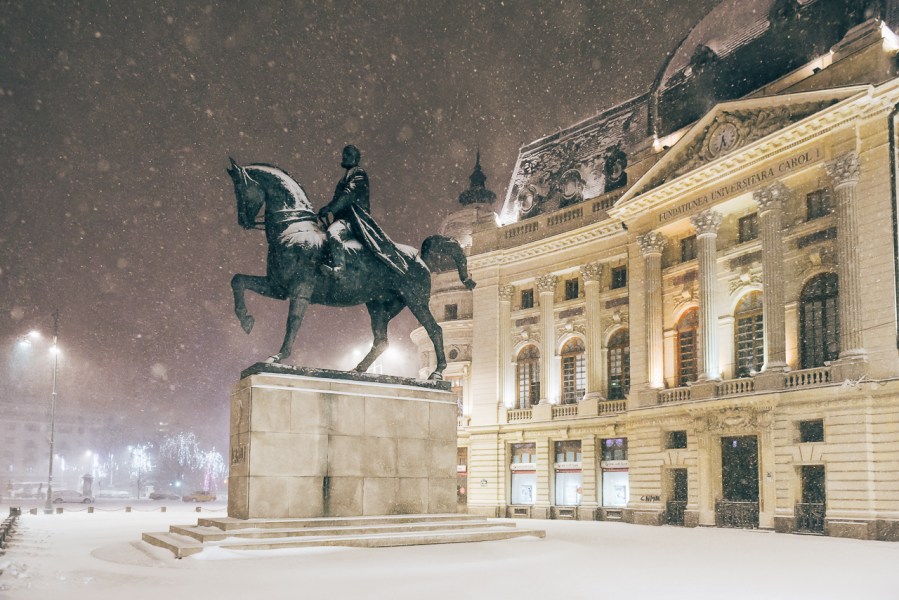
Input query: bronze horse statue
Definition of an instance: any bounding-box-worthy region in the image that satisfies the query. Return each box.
[227,159,475,380]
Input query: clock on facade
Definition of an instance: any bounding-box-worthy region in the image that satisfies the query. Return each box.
[707,121,739,157]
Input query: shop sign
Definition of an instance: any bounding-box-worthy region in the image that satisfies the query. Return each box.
[553,462,582,471]
[511,462,538,472]
[601,460,629,469]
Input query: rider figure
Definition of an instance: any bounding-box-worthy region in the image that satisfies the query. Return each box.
[318,144,408,278]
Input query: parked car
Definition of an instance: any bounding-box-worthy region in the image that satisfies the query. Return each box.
[149,491,180,500]
[182,490,216,502]
[51,490,93,503]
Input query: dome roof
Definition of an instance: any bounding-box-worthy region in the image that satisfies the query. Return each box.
[458,151,497,206]
[651,0,870,136]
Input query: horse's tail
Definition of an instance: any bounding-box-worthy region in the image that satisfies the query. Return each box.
[420,235,476,290]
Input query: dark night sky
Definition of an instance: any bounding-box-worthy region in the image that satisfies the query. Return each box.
[0,0,720,444]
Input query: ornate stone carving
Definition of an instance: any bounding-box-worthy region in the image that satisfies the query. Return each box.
[535,274,558,294]
[753,181,790,213]
[556,321,586,339]
[690,209,723,236]
[638,231,667,255]
[825,151,860,187]
[498,284,515,302]
[602,309,628,334]
[447,344,472,362]
[580,261,604,282]
[728,269,762,295]
[514,327,541,346]
[694,406,774,433]
[647,102,835,188]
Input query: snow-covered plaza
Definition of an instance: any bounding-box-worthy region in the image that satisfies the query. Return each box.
[0,504,897,600]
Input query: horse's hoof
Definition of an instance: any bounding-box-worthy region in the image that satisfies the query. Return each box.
[241,315,255,334]
[428,371,444,381]
[265,354,281,364]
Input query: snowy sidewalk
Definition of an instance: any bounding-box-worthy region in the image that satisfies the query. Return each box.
[1,506,897,600]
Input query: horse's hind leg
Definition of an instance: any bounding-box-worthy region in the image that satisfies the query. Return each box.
[355,297,404,373]
[270,283,314,363]
[231,274,287,334]
[403,298,445,380]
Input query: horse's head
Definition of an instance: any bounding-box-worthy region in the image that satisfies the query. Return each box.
[227,157,265,230]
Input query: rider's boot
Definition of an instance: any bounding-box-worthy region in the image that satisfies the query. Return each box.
[323,236,346,279]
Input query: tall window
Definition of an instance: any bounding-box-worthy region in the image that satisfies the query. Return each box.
[561,338,586,404]
[448,376,464,416]
[800,273,840,369]
[676,309,699,386]
[564,278,579,300]
[516,346,541,409]
[734,292,764,377]
[738,213,759,243]
[806,189,832,221]
[520,289,534,309]
[607,329,630,400]
[680,235,697,262]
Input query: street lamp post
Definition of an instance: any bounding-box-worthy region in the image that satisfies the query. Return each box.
[43,311,60,514]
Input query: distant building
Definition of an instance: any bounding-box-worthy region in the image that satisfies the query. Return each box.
[414,0,899,540]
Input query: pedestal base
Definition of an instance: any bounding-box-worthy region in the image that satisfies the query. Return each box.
[228,363,457,519]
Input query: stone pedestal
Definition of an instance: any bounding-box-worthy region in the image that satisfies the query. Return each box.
[228,363,457,520]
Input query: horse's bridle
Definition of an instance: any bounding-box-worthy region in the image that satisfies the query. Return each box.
[251,208,321,230]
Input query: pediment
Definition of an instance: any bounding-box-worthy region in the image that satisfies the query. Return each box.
[622,87,867,202]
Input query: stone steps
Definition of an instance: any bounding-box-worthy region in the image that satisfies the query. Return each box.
[142,514,544,558]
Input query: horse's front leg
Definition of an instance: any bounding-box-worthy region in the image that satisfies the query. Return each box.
[268,283,314,363]
[231,274,285,334]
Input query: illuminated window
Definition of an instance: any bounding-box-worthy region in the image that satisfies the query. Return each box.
[561,338,586,404]
[734,292,764,377]
[601,438,628,461]
[676,309,699,386]
[516,346,540,409]
[800,273,839,369]
[607,329,630,400]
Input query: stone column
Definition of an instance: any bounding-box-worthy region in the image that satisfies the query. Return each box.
[535,274,558,404]
[753,184,789,385]
[826,151,868,375]
[581,262,604,401]
[690,210,723,381]
[499,285,515,408]
[579,436,599,518]
[638,232,667,389]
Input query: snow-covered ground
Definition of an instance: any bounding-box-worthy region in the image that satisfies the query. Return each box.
[1,504,898,600]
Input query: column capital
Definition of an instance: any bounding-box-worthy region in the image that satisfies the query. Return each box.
[638,231,667,256]
[535,274,557,294]
[825,151,860,188]
[580,261,604,282]
[753,182,790,213]
[499,284,515,302]
[690,209,723,237]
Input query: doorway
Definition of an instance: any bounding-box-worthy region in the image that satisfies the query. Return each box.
[666,468,688,526]
[717,435,759,528]
[796,465,825,533]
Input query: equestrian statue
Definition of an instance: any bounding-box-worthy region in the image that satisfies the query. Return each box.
[227,145,476,380]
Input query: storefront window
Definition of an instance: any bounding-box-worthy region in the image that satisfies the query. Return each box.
[554,440,582,506]
[510,443,536,505]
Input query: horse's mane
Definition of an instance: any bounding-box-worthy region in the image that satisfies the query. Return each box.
[246,163,313,208]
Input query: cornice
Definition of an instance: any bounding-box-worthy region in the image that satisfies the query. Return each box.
[469,219,625,270]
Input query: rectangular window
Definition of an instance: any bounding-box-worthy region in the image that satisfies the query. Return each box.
[520,289,534,309]
[738,213,759,243]
[667,430,688,449]
[611,266,627,289]
[554,440,583,464]
[680,235,697,262]
[601,438,628,461]
[806,189,831,220]
[677,328,697,386]
[443,304,458,321]
[510,442,537,506]
[564,278,579,301]
[799,420,824,443]
[561,353,586,404]
[735,313,764,377]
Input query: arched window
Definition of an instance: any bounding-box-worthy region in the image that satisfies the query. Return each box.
[607,329,630,400]
[800,273,839,369]
[516,346,540,409]
[561,338,586,404]
[676,309,699,386]
[734,292,764,377]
